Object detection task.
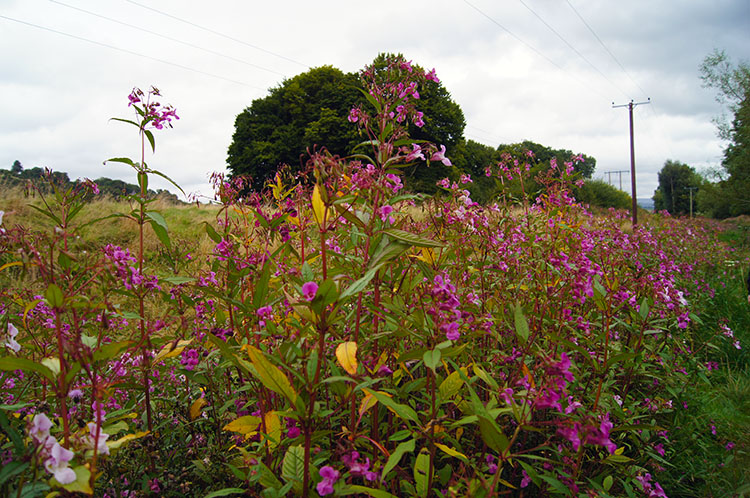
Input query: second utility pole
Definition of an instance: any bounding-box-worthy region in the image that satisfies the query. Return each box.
[613,98,650,225]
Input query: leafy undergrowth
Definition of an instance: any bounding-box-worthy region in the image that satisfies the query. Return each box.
[1,57,748,498]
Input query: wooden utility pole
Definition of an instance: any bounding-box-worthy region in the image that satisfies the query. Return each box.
[613,98,650,225]
[605,170,629,190]
[687,186,698,218]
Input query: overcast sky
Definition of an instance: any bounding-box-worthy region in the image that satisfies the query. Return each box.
[1,0,748,202]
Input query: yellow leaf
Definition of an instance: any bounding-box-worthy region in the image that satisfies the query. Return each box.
[223,415,261,434]
[358,391,378,418]
[190,398,208,421]
[336,341,358,375]
[312,184,327,226]
[521,363,535,389]
[154,339,193,363]
[264,411,281,449]
[107,431,149,450]
[0,261,23,272]
[456,427,464,441]
[435,443,468,462]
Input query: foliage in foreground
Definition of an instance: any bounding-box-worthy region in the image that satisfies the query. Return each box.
[1,56,748,498]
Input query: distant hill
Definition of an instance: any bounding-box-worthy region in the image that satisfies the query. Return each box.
[0,165,182,204]
[637,197,655,211]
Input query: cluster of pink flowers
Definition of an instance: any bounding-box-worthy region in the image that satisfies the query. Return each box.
[127,86,179,130]
[103,244,161,291]
[557,412,617,454]
[429,274,462,341]
[28,413,76,484]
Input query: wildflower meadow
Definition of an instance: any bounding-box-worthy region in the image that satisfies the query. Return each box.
[1,56,748,497]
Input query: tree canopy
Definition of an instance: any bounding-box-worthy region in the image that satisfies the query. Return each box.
[653,160,701,215]
[226,55,466,191]
[698,49,750,217]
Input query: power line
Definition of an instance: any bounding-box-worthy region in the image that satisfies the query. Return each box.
[48,0,288,77]
[516,0,631,100]
[0,14,266,90]
[564,0,649,97]
[461,0,610,101]
[124,0,310,70]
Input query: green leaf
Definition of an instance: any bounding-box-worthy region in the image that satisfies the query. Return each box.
[255,460,284,489]
[383,229,444,248]
[206,333,252,374]
[146,212,170,250]
[363,389,418,424]
[423,349,441,373]
[108,117,140,128]
[0,357,55,382]
[160,276,196,285]
[414,448,430,497]
[340,485,399,498]
[149,169,186,196]
[246,346,299,407]
[281,445,305,495]
[0,460,27,486]
[144,129,156,153]
[105,156,136,167]
[381,438,415,482]
[369,240,410,270]
[253,261,272,309]
[18,481,50,498]
[204,222,222,243]
[513,303,529,343]
[45,283,64,308]
[477,415,510,453]
[603,475,613,492]
[438,369,465,400]
[340,266,381,300]
[203,489,246,498]
[93,341,133,362]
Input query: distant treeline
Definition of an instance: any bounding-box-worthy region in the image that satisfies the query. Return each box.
[1,162,182,204]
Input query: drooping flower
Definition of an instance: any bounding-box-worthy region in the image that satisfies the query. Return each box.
[3,322,21,353]
[44,440,76,484]
[316,466,339,496]
[430,145,452,166]
[83,422,110,455]
[29,413,53,444]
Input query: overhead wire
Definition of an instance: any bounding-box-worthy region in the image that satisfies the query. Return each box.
[516,0,631,100]
[0,14,267,90]
[563,0,649,98]
[461,0,610,101]
[124,0,310,70]
[48,0,288,77]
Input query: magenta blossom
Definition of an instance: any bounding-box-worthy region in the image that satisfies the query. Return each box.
[302,281,318,301]
[316,465,339,496]
[430,145,452,166]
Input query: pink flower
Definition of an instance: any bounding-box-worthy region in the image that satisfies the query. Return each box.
[425,68,440,83]
[405,144,425,162]
[84,422,110,455]
[29,413,52,444]
[302,281,318,301]
[45,440,76,484]
[316,466,339,496]
[379,205,395,224]
[430,145,451,166]
[3,322,20,353]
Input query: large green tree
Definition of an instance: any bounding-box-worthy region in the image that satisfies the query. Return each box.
[699,49,750,217]
[227,55,465,191]
[653,160,701,215]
